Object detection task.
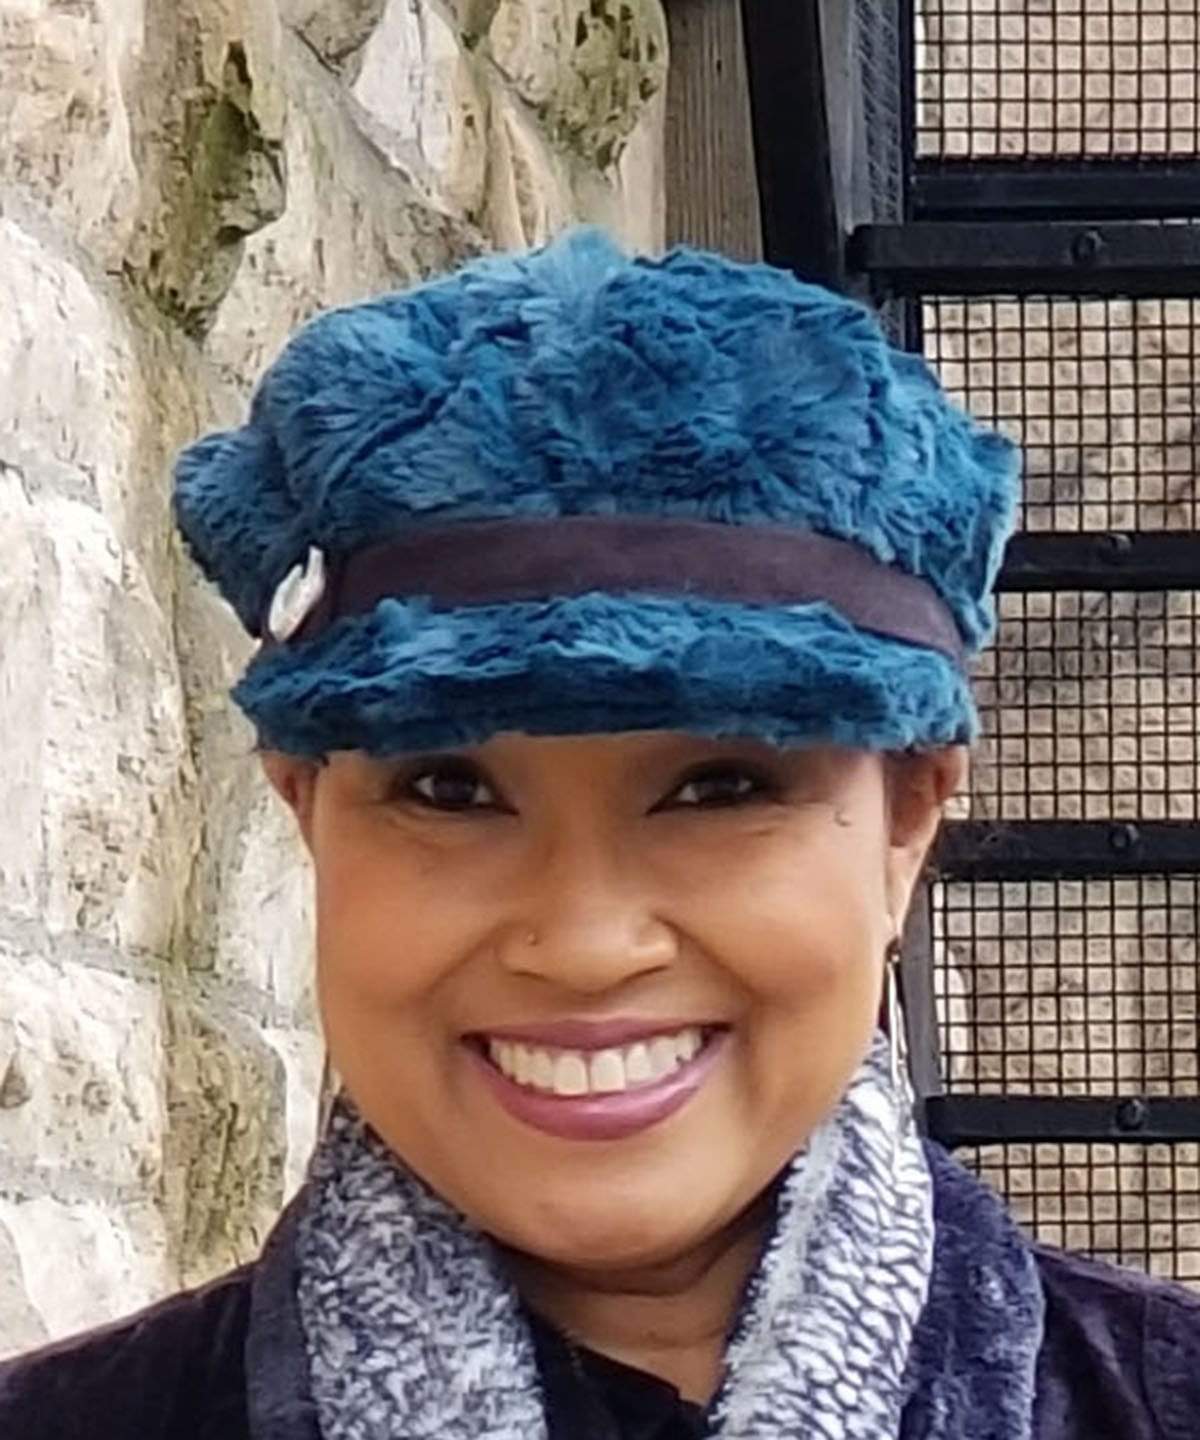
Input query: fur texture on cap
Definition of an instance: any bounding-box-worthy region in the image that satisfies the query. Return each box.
[173,227,1019,757]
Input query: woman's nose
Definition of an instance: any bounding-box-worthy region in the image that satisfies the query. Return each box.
[501,908,679,992]
[498,856,679,993]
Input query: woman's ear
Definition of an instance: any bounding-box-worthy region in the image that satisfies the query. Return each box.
[259,749,321,851]
[882,747,967,927]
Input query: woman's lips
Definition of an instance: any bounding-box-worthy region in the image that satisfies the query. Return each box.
[465,1029,729,1142]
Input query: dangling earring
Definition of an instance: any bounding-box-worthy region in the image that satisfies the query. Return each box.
[885,936,906,1098]
[318,1047,338,1137]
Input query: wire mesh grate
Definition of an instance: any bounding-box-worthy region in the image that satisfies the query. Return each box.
[964,1142,1200,1280]
[910,0,1200,1294]
[966,590,1200,822]
[933,875,1199,1095]
[922,296,1200,532]
[916,0,1200,159]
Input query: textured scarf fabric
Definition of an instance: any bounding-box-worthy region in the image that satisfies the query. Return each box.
[294,1038,1033,1439]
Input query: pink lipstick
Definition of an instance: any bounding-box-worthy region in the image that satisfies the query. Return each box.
[464,1026,728,1142]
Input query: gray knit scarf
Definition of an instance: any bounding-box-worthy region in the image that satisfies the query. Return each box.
[294,1038,1030,1439]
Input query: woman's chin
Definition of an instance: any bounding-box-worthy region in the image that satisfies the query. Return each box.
[482,1182,732,1274]
[503,1220,694,1274]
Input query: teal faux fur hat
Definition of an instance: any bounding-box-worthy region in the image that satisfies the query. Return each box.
[173,227,1019,758]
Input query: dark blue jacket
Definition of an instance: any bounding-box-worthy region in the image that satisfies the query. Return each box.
[3,1145,1199,1438]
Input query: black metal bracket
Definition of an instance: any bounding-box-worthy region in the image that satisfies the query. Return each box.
[927,1094,1200,1149]
[935,821,1200,882]
[740,0,840,286]
[913,159,1200,223]
[850,220,1200,297]
[999,533,1200,594]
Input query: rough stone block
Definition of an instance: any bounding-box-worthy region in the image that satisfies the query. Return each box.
[0,1,142,265]
[484,80,574,247]
[161,996,290,1286]
[282,0,387,72]
[0,1197,169,1359]
[32,496,190,954]
[0,950,165,1196]
[487,0,667,168]
[353,0,488,213]
[204,32,483,390]
[0,467,52,925]
[0,1212,49,1359]
[261,1025,327,1197]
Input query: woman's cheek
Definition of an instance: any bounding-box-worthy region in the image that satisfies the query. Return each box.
[313,865,441,1005]
[707,860,883,998]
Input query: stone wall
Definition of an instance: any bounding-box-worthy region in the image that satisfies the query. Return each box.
[0,0,667,1356]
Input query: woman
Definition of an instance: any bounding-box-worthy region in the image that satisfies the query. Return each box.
[2,229,1197,1439]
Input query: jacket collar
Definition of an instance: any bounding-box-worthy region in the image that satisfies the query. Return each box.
[246,1195,320,1440]
[900,1143,1045,1440]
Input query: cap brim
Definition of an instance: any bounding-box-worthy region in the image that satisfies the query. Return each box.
[233,593,976,758]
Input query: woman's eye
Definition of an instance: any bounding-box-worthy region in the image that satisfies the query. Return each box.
[405,764,499,812]
[667,767,768,809]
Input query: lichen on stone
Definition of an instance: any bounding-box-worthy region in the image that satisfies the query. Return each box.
[142,42,287,339]
[286,0,389,75]
[486,0,667,170]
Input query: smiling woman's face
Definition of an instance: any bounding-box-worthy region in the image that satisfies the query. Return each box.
[263,733,956,1272]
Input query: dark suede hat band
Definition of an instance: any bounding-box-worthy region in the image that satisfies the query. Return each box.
[264,516,967,668]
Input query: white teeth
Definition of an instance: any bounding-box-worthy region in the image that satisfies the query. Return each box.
[589,1049,627,1093]
[675,1027,701,1062]
[624,1043,653,1085]
[484,1027,713,1097]
[552,1053,589,1096]
[649,1036,678,1079]
[531,1049,555,1089]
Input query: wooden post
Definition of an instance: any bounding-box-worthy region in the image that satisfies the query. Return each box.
[663,0,763,259]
